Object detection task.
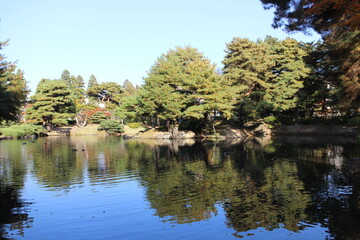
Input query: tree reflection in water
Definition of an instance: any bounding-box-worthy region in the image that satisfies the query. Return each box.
[0,183,33,239]
[0,136,359,239]
[139,137,360,239]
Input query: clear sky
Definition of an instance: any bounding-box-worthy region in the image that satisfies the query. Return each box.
[0,0,320,93]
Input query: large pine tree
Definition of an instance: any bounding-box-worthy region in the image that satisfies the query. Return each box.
[27,79,76,130]
[223,37,310,121]
[140,46,234,134]
[223,38,274,121]
[264,37,310,111]
[260,0,360,110]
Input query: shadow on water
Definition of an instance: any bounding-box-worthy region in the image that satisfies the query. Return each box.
[0,182,33,240]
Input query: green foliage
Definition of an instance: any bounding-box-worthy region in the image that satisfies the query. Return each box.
[347,116,360,126]
[264,37,310,111]
[0,41,29,121]
[87,74,97,90]
[26,79,76,130]
[260,0,360,110]
[0,124,42,138]
[115,95,141,122]
[223,37,309,122]
[123,79,136,96]
[98,120,124,134]
[263,116,279,126]
[90,111,108,124]
[298,41,342,117]
[61,70,85,98]
[60,70,86,112]
[87,82,123,110]
[127,122,142,128]
[140,46,234,131]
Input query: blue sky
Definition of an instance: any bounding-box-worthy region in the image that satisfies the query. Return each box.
[0,0,320,93]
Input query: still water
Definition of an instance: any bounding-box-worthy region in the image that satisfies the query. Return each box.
[0,136,359,240]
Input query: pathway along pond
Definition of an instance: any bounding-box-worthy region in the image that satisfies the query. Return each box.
[0,136,360,240]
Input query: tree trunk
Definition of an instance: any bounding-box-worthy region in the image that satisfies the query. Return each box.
[157,116,160,127]
[43,122,52,132]
[170,124,179,138]
[166,119,170,131]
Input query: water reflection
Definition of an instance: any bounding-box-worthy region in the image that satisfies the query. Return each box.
[0,136,359,239]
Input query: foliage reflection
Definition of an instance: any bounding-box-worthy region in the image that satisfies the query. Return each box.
[0,136,359,239]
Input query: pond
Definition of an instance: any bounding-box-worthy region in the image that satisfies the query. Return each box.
[0,136,360,240]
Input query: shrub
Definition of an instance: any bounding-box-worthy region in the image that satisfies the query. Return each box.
[347,116,360,126]
[0,124,42,138]
[127,122,143,128]
[263,116,281,128]
[98,120,124,134]
[263,116,277,124]
[90,111,108,124]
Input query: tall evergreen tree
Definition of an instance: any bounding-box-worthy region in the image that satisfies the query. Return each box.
[260,0,360,110]
[223,38,274,121]
[88,74,97,90]
[223,37,310,121]
[26,79,76,131]
[123,79,136,96]
[61,69,71,87]
[73,75,85,98]
[264,37,310,111]
[298,41,342,117]
[141,46,234,134]
[0,41,29,122]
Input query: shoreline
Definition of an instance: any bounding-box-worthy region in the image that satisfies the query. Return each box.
[2,124,359,140]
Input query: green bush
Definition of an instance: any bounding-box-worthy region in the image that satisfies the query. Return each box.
[90,111,108,124]
[263,116,281,128]
[98,120,124,134]
[347,116,360,126]
[263,116,277,124]
[0,124,42,138]
[127,122,143,128]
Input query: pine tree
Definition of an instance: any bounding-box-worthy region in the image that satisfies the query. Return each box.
[87,82,123,110]
[61,69,71,87]
[0,41,29,121]
[260,0,360,110]
[73,75,85,98]
[265,37,310,111]
[223,37,310,121]
[298,41,342,117]
[123,79,136,96]
[223,37,274,121]
[141,46,234,134]
[26,79,76,131]
[88,74,97,90]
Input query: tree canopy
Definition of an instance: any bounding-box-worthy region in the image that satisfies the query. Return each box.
[223,37,309,122]
[0,41,29,122]
[26,79,76,130]
[260,0,360,35]
[138,46,234,133]
[260,0,360,110]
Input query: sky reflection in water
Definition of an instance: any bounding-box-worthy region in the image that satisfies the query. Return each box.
[0,136,359,240]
